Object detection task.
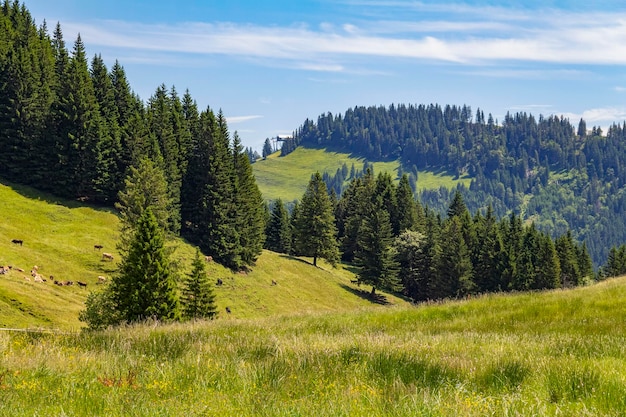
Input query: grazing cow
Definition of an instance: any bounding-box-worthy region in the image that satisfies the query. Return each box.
[216,278,223,286]
[97,275,107,284]
[77,281,87,288]
[225,306,231,314]
[94,244,103,251]
[271,280,277,286]
[54,280,63,286]
[64,281,74,286]
[11,239,23,246]
[33,275,44,283]
[205,255,213,263]
[102,253,114,261]
[14,267,24,273]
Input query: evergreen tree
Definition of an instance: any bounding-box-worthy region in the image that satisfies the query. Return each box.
[111,207,180,323]
[182,249,217,320]
[115,158,171,248]
[395,174,419,233]
[90,54,122,201]
[232,132,266,265]
[265,198,292,254]
[293,172,340,266]
[472,206,505,292]
[394,230,427,301]
[555,230,581,287]
[533,233,561,290]
[433,216,474,298]
[262,138,273,158]
[355,199,401,295]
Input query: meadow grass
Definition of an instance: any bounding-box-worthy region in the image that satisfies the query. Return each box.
[1,278,626,416]
[0,180,409,330]
[253,147,469,202]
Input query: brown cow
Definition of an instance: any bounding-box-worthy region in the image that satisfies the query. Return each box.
[94,244,103,251]
[102,253,114,261]
[77,281,88,288]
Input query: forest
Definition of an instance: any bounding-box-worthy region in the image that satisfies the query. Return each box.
[0,1,616,314]
[282,103,626,267]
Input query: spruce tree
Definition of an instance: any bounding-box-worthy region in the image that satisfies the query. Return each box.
[395,174,418,234]
[111,207,180,323]
[293,172,340,267]
[182,249,217,320]
[265,198,292,254]
[433,216,474,298]
[232,132,266,265]
[115,158,171,248]
[355,199,401,295]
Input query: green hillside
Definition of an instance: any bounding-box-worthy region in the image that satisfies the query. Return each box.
[253,147,470,202]
[0,181,408,330]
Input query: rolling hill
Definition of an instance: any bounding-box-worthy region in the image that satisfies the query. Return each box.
[252,147,470,202]
[0,180,409,330]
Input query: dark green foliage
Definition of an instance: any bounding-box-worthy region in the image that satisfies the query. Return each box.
[262,138,273,158]
[292,172,340,267]
[111,208,180,323]
[265,198,292,254]
[393,230,428,301]
[182,250,217,320]
[433,216,474,298]
[232,132,266,265]
[354,199,401,294]
[288,103,626,268]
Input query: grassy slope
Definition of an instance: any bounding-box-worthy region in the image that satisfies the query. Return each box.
[253,147,471,202]
[0,181,408,330]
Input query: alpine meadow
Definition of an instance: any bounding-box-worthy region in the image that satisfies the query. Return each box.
[3,1,626,416]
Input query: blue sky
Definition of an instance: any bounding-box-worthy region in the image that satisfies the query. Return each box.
[23,0,626,151]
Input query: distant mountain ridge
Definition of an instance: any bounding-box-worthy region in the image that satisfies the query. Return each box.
[281,104,626,267]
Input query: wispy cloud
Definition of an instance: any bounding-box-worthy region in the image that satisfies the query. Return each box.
[226,115,263,124]
[61,4,626,73]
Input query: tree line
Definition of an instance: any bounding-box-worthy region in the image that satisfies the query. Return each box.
[282,104,626,267]
[268,171,594,301]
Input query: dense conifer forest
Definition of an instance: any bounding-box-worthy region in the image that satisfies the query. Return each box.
[283,103,626,267]
[0,1,266,271]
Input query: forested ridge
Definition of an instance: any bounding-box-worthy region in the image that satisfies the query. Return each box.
[0,1,266,270]
[283,103,626,267]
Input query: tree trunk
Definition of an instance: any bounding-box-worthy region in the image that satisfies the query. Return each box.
[313,255,317,267]
[371,286,376,296]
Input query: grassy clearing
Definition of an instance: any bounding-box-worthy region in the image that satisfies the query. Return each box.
[1,278,626,415]
[0,180,407,330]
[253,147,469,202]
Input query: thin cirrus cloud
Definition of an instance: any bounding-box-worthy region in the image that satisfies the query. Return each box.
[61,6,626,71]
[225,115,263,124]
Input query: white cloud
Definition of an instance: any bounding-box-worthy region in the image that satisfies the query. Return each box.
[60,6,626,72]
[226,115,263,124]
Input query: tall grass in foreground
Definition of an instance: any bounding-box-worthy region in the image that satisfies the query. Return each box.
[2,278,626,416]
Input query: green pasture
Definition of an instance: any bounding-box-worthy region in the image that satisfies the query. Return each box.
[1,278,626,416]
[253,147,469,202]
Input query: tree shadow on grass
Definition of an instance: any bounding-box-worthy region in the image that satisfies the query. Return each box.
[339,283,390,305]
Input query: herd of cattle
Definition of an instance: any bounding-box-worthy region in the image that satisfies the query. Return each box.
[1,239,111,288]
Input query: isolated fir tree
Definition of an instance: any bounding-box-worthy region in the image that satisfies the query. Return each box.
[182,250,217,320]
[293,172,340,267]
[262,138,273,158]
[111,207,180,323]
